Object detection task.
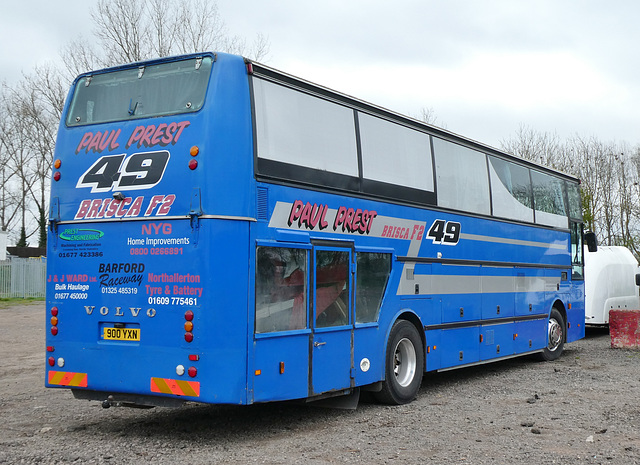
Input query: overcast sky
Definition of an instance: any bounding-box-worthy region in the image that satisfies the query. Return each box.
[2,0,638,149]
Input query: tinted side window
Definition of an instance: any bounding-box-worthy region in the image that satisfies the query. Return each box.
[567,182,583,220]
[253,79,359,176]
[571,222,584,280]
[315,250,350,328]
[356,252,391,324]
[433,138,490,215]
[255,247,307,333]
[531,170,568,228]
[488,156,534,222]
[359,113,434,192]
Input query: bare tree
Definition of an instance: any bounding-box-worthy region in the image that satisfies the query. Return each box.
[500,124,563,170]
[499,127,635,248]
[599,148,621,246]
[627,147,640,256]
[419,107,438,125]
[148,0,178,57]
[0,68,63,248]
[19,71,63,248]
[503,126,640,253]
[30,64,66,122]
[0,83,38,246]
[93,0,147,64]
[60,37,103,84]
[174,0,228,55]
[408,106,447,130]
[61,0,270,79]
[565,135,605,235]
[0,0,270,248]
[0,95,21,241]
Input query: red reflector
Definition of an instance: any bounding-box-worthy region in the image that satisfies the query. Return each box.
[188,354,199,361]
[188,159,198,170]
[184,332,193,343]
[46,346,55,352]
[184,310,194,321]
[51,307,58,316]
[48,357,55,367]
[187,366,197,378]
[51,326,58,336]
[53,171,61,181]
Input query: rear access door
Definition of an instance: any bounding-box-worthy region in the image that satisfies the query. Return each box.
[311,244,354,395]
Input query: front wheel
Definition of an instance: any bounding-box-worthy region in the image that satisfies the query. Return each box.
[539,307,565,361]
[374,320,424,405]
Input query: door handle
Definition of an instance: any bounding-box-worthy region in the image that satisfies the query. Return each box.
[314,341,326,347]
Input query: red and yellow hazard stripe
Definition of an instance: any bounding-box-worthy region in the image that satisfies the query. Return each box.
[150,377,200,397]
[48,371,88,387]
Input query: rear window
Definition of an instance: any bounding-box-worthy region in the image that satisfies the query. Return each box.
[66,56,213,126]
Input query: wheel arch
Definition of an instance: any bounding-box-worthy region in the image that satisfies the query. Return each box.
[384,309,426,372]
[373,309,426,404]
[551,299,568,342]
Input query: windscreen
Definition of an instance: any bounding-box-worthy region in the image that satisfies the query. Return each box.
[66,56,213,126]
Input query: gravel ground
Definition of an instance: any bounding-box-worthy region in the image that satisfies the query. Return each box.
[2,301,640,464]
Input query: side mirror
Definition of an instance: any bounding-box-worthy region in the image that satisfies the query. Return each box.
[584,231,598,253]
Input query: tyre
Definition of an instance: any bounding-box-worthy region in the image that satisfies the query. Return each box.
[374,320,424,405]
[539,307,565,361]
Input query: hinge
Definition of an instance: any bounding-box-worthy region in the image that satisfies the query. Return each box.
[189,188,202,244]
[48,197,60,233]
[189,188,202,217]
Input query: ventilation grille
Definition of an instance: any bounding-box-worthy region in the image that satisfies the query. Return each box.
[257,187,269,221]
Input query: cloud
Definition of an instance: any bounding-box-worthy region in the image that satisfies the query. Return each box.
[2,0,640,148]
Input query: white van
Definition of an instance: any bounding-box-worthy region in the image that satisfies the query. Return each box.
[584,244,640,325]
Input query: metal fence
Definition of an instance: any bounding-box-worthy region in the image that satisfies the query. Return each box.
[0,258,47,298]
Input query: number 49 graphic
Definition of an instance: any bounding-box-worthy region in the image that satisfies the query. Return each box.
[427,219,461,245]
[76,151,170,193]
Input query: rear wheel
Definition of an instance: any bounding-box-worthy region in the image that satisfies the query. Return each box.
[539,307,565,361]
[374,320,424,405]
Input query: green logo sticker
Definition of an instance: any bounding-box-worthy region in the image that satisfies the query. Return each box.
[59,228,104,241]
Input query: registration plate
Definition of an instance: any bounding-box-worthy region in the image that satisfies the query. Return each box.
[103,327,140,341]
